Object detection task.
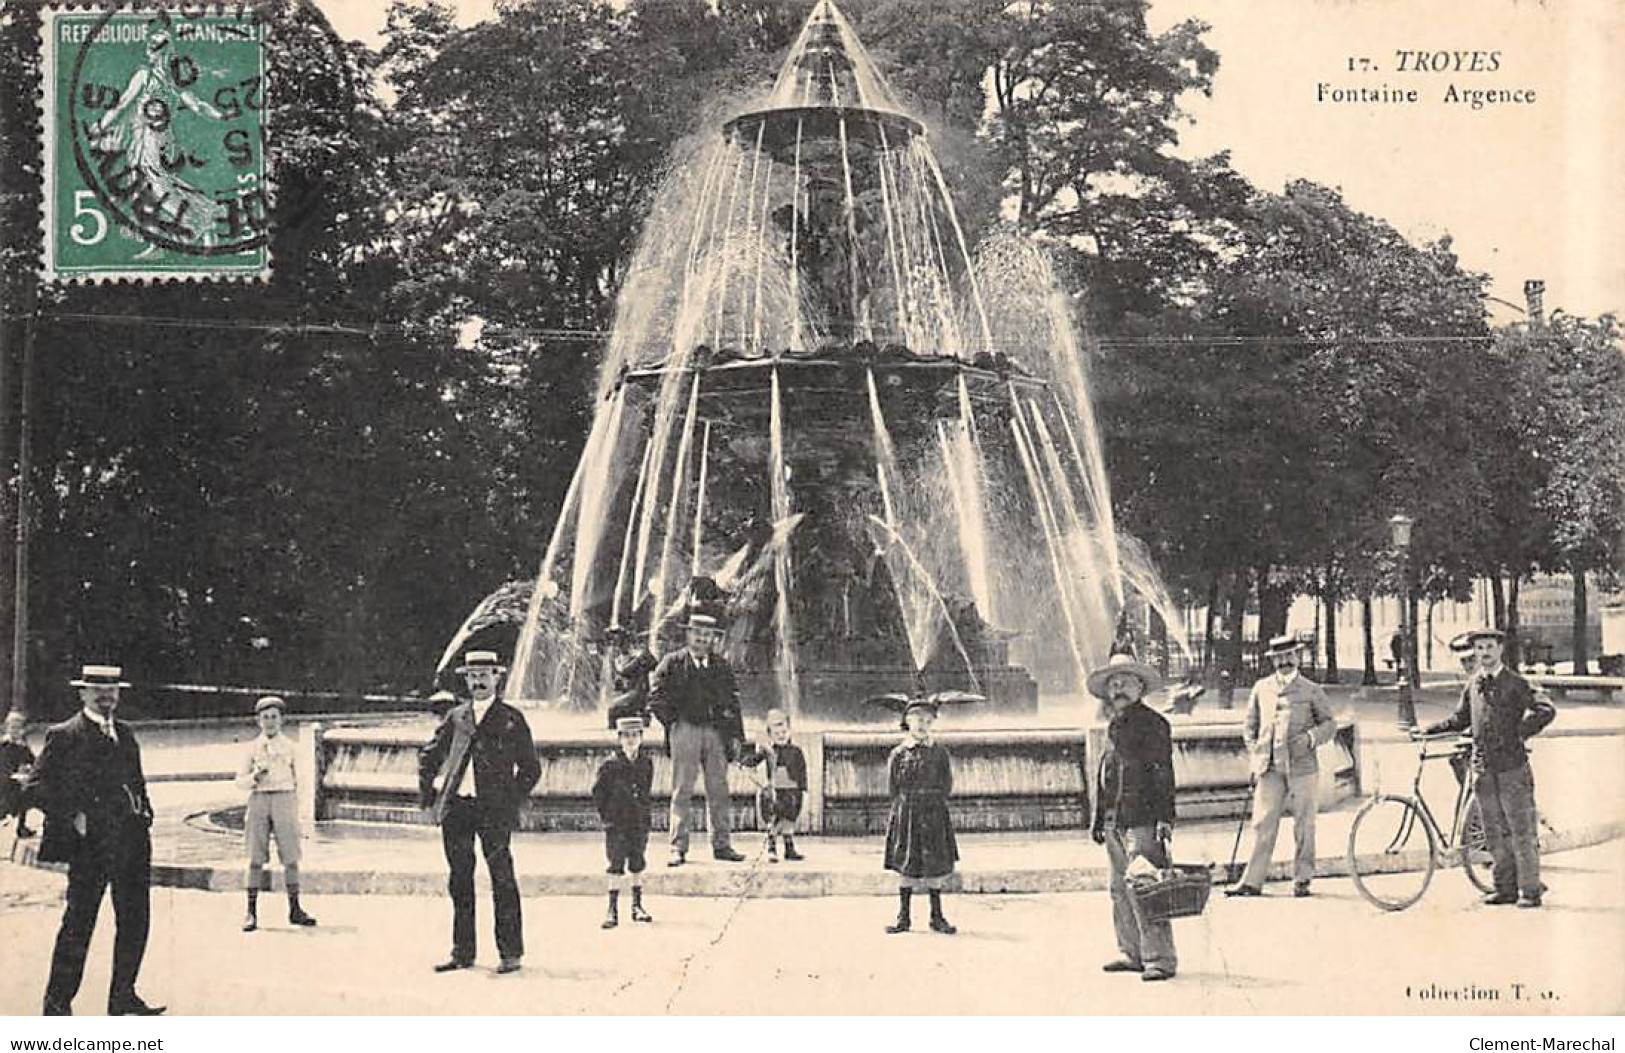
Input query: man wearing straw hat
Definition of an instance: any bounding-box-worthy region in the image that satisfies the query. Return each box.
[31,665,163,1015]
[650,610,747,866]
[1227,634,1337,899]
[418,650,541,974]
[1089,651,1178,983]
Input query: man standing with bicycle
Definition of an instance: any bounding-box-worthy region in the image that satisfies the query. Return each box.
[1420,629,1555,908]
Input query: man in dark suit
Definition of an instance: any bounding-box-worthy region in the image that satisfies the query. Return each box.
[1422,628,1556,907]
[418,650,541,974]
[29,665,163,1016]
[650,611,745,866]
[1089,652,1177,983]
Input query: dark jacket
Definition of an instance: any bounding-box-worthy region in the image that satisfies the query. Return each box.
[418,699,542,827]
[591,748,654,833]
[648,650,745,742]
[738,741,808,790]
[1,739,36,816]
[27,713,153,864]
[1423,667,1555,774]
[1093,701,1175,832]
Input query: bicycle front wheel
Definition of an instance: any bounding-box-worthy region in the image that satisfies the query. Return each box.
[1459,789,1495,894]
[1348,794,1437,911]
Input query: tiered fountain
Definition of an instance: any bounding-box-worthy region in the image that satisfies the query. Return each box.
[501,0,1183,723]
[309,2,1357,835]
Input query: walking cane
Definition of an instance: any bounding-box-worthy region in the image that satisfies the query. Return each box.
[1223,779,1251,885]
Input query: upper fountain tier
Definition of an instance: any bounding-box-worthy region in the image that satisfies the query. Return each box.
[722,0,923,163]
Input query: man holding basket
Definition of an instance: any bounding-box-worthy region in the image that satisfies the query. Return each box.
[1090,652,1177,982]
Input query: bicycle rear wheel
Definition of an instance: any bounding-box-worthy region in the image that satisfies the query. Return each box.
[1348,794,1437,911]
[1459,789,1495,894]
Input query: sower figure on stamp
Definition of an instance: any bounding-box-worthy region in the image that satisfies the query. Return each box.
[1421,628,1556,907]
[2,709,38,838]
[1089,653,1178,982]
[30,665,163,1016]
[649,611,746,866]
[419,651,541,974]
[592,701,656,929]
[1226,635,1337,899]
[236,696,316,933]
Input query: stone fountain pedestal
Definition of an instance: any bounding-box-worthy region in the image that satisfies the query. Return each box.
[311,713,1360,835]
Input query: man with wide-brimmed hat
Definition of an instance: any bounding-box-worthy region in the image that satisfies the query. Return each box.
[649,610,746,866]
[30,665,163,1016]
[1421,628,1556,907]
[1227,634,1337,899]
[418,650,541,973]
[1089,651,1178,982]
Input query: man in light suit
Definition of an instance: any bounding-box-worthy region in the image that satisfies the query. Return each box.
[650,611,746,866]
[1226,635,1337,898]
[418,651,541,974]
[30,665,163,1016]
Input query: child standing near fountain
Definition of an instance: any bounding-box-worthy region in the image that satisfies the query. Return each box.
[236,696,317,932]
[738,708,807,863]
[592,710,656,929]
[883,698,959,934]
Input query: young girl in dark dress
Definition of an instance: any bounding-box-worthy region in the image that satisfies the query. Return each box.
[883,699,958,934]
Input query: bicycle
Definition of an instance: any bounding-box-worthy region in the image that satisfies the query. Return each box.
[1346,732,1493,911]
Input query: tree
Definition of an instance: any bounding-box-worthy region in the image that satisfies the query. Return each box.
[1498,313,1625,672]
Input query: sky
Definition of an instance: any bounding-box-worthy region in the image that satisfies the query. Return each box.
[317,0,1624,324]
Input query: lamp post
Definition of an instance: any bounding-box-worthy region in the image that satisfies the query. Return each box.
[1389,513,1416,728]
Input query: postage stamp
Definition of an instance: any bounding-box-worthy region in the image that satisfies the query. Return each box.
[41,5,270,282]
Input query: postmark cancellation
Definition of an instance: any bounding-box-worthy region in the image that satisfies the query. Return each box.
[41,4,271,282]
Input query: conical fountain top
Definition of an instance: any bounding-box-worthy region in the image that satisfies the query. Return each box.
[724,0,921,162]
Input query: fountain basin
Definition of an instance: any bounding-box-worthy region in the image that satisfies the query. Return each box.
[312,716,1360,834]
[723,105,924,161]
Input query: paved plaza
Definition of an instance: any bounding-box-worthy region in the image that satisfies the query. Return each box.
[1,838,1621,1015]
[2,686,1620,1015]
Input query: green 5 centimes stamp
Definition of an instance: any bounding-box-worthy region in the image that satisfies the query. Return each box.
[43,6,270,281]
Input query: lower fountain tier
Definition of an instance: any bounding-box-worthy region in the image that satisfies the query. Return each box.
[313,718,1362,834]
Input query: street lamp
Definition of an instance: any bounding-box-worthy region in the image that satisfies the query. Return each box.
[1389,513,1416,728]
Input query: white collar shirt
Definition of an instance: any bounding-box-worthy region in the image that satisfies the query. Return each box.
[458,697,496,796]
[82,707,117,743]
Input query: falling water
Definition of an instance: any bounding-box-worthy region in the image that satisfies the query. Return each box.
[690,421,713,576]
[866,515,979,687]
[865,369,900,527]
[504,0,1189,715]
[769,369,801,714]
[610,441,655,630]
[649,376,703,650]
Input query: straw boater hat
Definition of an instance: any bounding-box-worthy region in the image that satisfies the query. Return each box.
[614,715,647,735]
[1084,652,1163,700]
[69,664,130,689]
[1458,627,1505,645]
[254,695,286,715]
[686,611,723,634]
[1263,634,1300,658]
[455,650,506,674]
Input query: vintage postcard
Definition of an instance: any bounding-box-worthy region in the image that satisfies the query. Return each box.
[0,0,1620,1036]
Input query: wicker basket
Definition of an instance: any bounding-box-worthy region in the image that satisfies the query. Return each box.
[1130,864,1214,921]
